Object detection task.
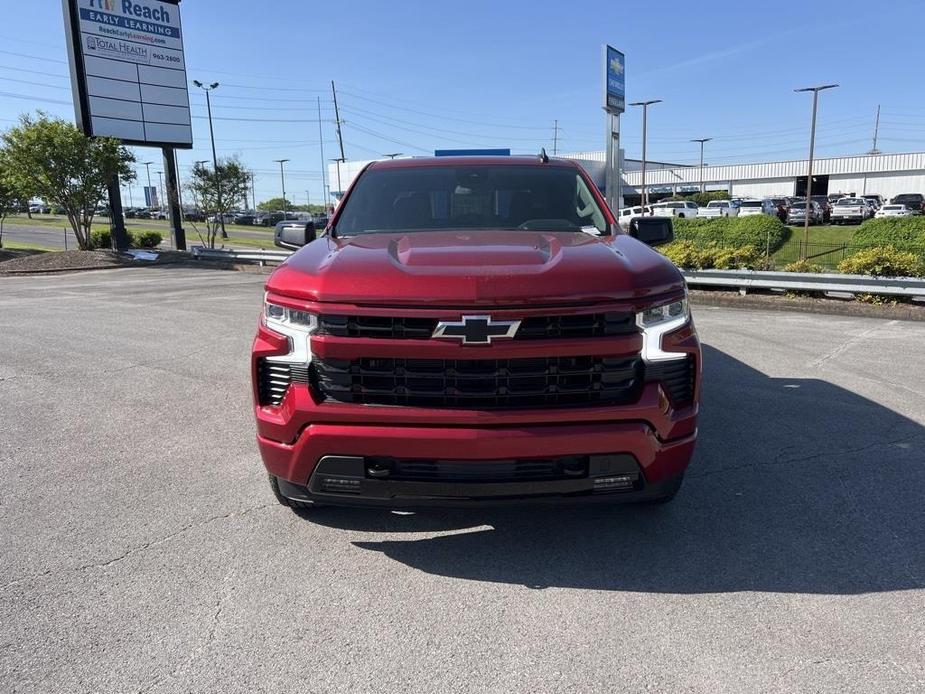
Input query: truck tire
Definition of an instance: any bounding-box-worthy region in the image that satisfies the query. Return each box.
[644,473,684,505]
[268,474,315,511]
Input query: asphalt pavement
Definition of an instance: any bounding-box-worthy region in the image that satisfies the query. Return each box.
[0,267,923,693]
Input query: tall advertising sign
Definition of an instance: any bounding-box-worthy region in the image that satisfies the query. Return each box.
[603,45,625,212]
[604,46,625,115]
[62,0,193,148]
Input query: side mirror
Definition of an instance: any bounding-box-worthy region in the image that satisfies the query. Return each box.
[629,217,673,247]
[275,222,316,250]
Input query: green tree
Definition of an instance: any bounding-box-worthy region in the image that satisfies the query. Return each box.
[257,196,291,211]
[0,175,16,248]
[0,112,135,250]
[187,157,250,248]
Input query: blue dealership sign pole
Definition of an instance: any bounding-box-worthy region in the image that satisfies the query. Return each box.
[603,45,625,213]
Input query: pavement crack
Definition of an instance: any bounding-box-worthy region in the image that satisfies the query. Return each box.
[0,502,272,592]
[136,571,236,694]
[810,321,895,369]
[691,433,924,480]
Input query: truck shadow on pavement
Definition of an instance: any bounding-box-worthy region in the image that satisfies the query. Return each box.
[308,344,925,594]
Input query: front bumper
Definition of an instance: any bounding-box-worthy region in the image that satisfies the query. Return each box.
[253,307,700,507]
[260,424,696,507]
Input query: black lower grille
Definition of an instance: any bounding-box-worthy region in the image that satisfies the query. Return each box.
[369,456,588,482]
[317,311,636,340]
[313,355,642,408]
[645,356,695,406]
[256,359,309,406]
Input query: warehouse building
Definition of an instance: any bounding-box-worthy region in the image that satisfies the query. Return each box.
[566,150,925,207]
[328,151,925,208]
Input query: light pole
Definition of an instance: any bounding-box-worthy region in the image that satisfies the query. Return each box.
[629,99,662,208]
[795,84,838,257]
[142,161,153,207]
[156,170,164,213]
[192,80,225,237]
[690,138,712,195]
[273,159,290,212]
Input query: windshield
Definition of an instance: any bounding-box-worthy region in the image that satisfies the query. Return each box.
[335,164,608,235]
[739,201,763,208]
[836,199,862,206]
[706,201,727,207]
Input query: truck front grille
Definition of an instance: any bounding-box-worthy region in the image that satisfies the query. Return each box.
[370,455,588,482]
[317,311,636,340]
[312,355,643,408]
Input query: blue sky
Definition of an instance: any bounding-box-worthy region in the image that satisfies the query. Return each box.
[1,0,924,205]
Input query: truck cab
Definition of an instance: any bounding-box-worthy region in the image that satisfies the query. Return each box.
[252,156,700,510]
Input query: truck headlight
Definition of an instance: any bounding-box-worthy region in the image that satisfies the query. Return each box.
[264,296,317,363]
[636,298,689,362]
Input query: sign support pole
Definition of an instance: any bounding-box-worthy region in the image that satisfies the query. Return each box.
[107,175,130,251]
[162,147,186,250]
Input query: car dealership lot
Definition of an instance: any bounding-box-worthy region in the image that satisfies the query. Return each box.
[1,267,923,693]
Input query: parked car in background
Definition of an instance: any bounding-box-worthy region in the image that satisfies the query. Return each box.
[256,211,287,227]
[786,200,824,225]
[183,209,206,222]
[863,198,878,218]
[273,218,317,249]
[651,200,699,218]
[890,193,924,214]
[830,197,870,225]
[616,205,652,228]
[862,194,884,209]
[810,195,833,223]
[875,204,914,218]
[699,199,739,218]
[233,212,257,225]
[135,208,152,219]
[737,199,778,217]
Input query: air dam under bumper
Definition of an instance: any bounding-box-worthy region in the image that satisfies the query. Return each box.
[258,421,696,507]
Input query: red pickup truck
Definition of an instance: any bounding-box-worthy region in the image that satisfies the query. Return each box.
[252,156,700,510]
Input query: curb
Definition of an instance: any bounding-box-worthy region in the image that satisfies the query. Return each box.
[689,289,925,322]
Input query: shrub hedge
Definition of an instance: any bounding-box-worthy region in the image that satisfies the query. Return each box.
[89,229,163,250]
[673,215,790,253]
[837,246,925,277]
[853,216,925,248]
[662,240,762,270]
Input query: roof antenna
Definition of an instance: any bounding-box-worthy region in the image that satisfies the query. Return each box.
[539,147,549,163]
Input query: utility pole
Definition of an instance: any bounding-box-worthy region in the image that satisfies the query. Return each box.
[193,80,225,238]
[250,170,257,211]
[795,84,839,258]
[629,99,662,208]
[331,81,346,169]
[317,96,329,211]
[331,158,344,207]
[690,138,712,194]
[383,153,403,159]
[553,119,559,156]
[869,104,881,156]
[273,159,290,211]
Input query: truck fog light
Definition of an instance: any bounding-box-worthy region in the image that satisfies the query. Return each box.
[593,474,637,491]
[320,477,362,494]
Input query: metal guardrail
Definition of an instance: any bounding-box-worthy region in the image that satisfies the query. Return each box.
[190,246,292,265]
[190,246,925,298]
[682,269,925,298]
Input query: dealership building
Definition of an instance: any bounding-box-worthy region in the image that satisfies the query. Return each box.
[328,151,925,208]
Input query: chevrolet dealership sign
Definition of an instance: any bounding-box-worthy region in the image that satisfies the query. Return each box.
[62,0,193,148]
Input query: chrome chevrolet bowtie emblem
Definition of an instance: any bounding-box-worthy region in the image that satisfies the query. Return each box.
[432,315,521,345]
